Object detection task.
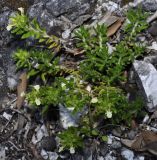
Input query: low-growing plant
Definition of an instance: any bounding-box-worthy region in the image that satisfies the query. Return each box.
[13,49,61,82]
[76,26,145,85]
[58,127,83,151]
[8,7,148,152]
[26,77,90,113]
[7,7,60,50]
[124,7,149,41]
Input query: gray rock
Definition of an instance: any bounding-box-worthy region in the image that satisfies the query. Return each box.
[111,140,122,149]
[59,104,79,129]
[0,49,10,104]
[7,59,18,91]
[101,1,119,12]
[71,153,84,160]
[134,156,145,160]
[148,22,157,37]
[144,54,157,65]
[28,0,96,36]
[99,143,108,157]
[0,9,13,46]
[121,148,134,160]
[142,0,157,12]
[40,136,56,151]
[104,152,116,160]
[59,104,87,129]
[97,156,104,160]
[0,145,5,160]
[83,139,97,160]
[133,60,157,112]
[40,149,58,160]
[127,130,138,140]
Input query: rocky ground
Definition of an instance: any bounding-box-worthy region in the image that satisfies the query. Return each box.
[1,0,157,159]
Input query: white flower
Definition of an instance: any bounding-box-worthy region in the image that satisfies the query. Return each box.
[79,80,84,84]
[70,147,75,154]
[34,63,39,69]
[86,85,91,93]
[18,7,24,14]
[35,98,41,106]
[49,63,52,66]
[91,97,98,103]
[106,110,112,118]
[58,146,64,152]
[20,91,25,97]
[34,85,40,91]
[61,83,66,90]
[6,25,13,31]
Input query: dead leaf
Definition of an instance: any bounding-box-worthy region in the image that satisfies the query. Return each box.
[121,130,157,155]
[89,12,120,29]
[98,12,119,27]
[121,138,137,148]
[131,120,138,129]
[144,141,157,155]
[16,72,27,109]
[142,130,157,144]
[64,46,85,55]
[107,18,124,37]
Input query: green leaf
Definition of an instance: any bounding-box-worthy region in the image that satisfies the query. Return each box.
[39,38,46,43]
[27,69,38,78]
[21,32,32,39]
[91,130,99,136]
[102,136,108,142]
[41,73,46,83]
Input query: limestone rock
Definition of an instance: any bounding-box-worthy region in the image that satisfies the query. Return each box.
[133,60,157,112]
[142,0,157,12]
[28,0,96,36]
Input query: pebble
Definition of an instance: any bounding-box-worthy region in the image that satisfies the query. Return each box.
[148,22,157,37]
[105,151,116,160]
[40,136,56,151]
[2,112,12,121]
[121,148,134,160]
[142,0,157,12]
[62,29,71,39]
[32,124,49,144]
[127,130,138,140]
[0,145,5,160]
[99,143,108,157]
[111,140,122,149]
[134,156,145,160]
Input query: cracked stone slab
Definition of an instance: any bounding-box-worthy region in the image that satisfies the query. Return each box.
[28,0,96,36]
[133,60,157,112]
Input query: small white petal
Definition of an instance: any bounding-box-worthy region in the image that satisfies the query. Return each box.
[61,83,66,89]
[34,63,39,69]
[106,110,112,118]
[35,98,41,106]
[20,91,25,97]
[86,85,91,92]
[6,25,13,31]
[58,146,64,152]
[49,63,52,66]
[91,97,98,103]
[18,7,24,14]
[70,147,75,154]
[34,85,40,91]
